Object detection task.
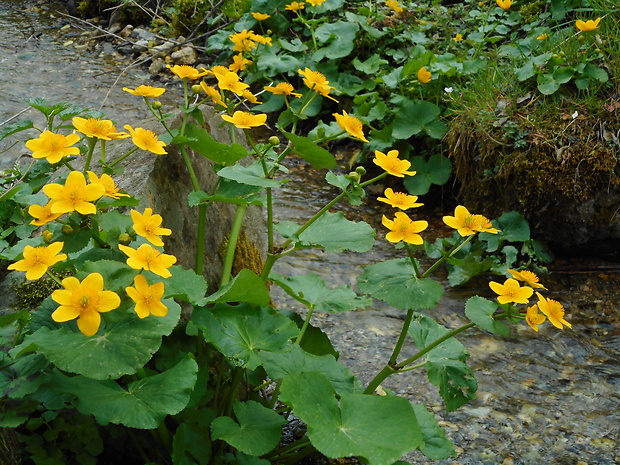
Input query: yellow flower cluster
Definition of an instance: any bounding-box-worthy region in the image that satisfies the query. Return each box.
[489,270,571,332]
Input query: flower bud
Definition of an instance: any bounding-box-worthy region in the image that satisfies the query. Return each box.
[61,224,73,235]
[118,233,132,245]
[152,101,163,110]
[268,136,280,146]
[191,84,202,94]
[347,171,361,182]
[42,230,54,243]
[355,166,367,176]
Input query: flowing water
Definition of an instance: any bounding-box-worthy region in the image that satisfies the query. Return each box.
[1,2,619,464]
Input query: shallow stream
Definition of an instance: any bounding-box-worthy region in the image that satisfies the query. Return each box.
[1,2,618,464]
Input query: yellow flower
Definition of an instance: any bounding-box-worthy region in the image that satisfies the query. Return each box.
[525,305,546,332]
[87,172,130,199]
[453,33,464,41]
[537,33,549,40]
[478,1,484,6]
[221,111,268,129]
[131,208,172,247]
[199,83,226,108]
[373,150,416,177]
[471,214,500,234]
[25,131,81,164]
[298,68,338,102]
[507,269,547,289]
[251,12,271,20]
[229,53,252,73]
[417,67,432,83]
[489,278,533,305]
[385,0,403,13]
[28,201,62,226]
[122,85,167,97]
[118,243,177,278]
[125,274,168,319]
[377,188,423,210]
[229,30,258,52]
[333,110,369,143]
[124,125,167,155]
[216,70,250,96]
[42,171,106,215]
[51,273,120,337]
[264,82,302,98]
[382,212,428,245]
[166,64,209,80]
[496,0,512,10]
[241,90,261,104]
[535,292,571,329]
[285,2,305,12]
[575,17,601,32]
[73,117,129,140]
[7,242,67,280]
[443,206,499,236]
[250,33,273,46]
[307,0,326,5]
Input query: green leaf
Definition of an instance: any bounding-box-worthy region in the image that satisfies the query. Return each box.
[184,124,248,165]
[165,265,208,306]
[312,21,359,60]
[49,357,198,429]
[280,372,422,465]
[353,54,388,74]
[408,314,477,412]
[269,273,371,313]
[479,210,530,252]
[0,353,47,399]
[81,260,137,294]
[393,100,447,140]
[217,161,282,188]
[276,211,374,253]
[358,259,443,310]
[537,73,561,95]
[173,421,212,465]
[464,296,510,336]
[0,120,34,141]
[205,269,270,306]
[411,404,456,459]
[260,344,356,394]
[211,401,285,456]
[404,154,452,195]
[256,46,302,74]
[192,303,299,370]
[282,132,337,169]
[583,64,608,83]
[28,298,182,379]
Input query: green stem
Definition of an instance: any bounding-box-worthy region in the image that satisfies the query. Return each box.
[109,147,138,168]
[61,159,77,172]
[295,307,315,345]
[395,321,476,369]
[219,366,245,417]
[128,429,151,463]
[100,140,106,166]
[363,320,477,394]
[388,309,414,366]
[45,270,63,286]
[404,243,420,277]
[263,437,311,461]
[83,138,97,173]
[220,203,248,287]
[156,423,173,453]
[421,234,474,278]
[196,204,207,276]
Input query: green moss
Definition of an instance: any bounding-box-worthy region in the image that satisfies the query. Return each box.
[218,230,264,278]
[12,271,72,309]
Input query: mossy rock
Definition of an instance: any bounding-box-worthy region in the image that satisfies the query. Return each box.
[446,96,620,250]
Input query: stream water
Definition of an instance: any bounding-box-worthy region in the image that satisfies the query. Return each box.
[1,2,619,464]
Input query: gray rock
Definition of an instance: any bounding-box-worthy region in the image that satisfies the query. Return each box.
[171,46,197,65]
[132,39,150,53]
[148,57,166,75]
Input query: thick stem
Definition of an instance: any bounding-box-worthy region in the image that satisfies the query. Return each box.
[388,309,415,366]
[421,234,473,278]
[294,307,315,346]
[109,147,138,168]
[83,138,97,173]
[220,203,248,287]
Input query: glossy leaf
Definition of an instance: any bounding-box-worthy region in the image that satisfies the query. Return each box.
[358,259,443,310]
[270,273,371,313]
[165,265,208,306]
[211,401,285,456]
[404,154,452,195]
[282,131,337,169]
[28,297,181,380]
[205,269,270,306]
[192,303,298,370]
[184,124,248,165]
[280,372,423,465]
[49,357,198,429]
[217,161,282,188]
[411,404,456,459]
[464,296,510,336]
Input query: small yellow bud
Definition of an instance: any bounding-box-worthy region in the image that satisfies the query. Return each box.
[152,101,163,110]
[42,230,54,243]
[268,136,280,146]
[61,224,74,235]
[118,233,132,245]
[347,171,361,182]
[191,84,202,94]
[355,166,367,176]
